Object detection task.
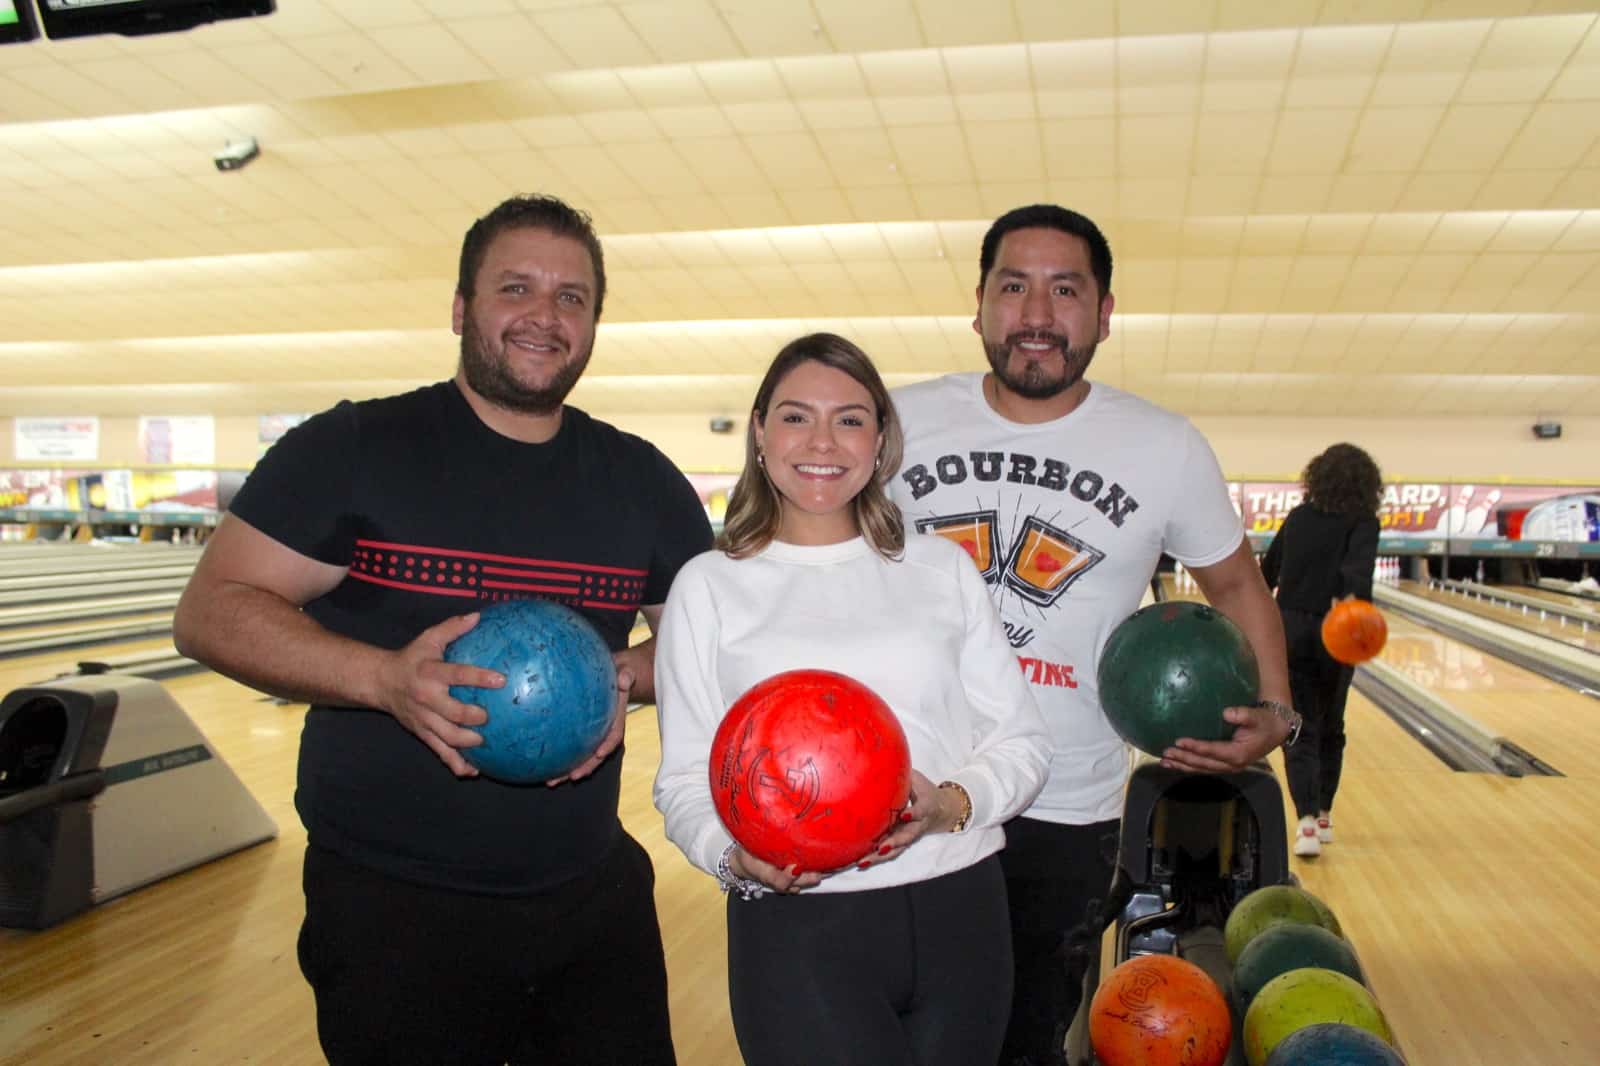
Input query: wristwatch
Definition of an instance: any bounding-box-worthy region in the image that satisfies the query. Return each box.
[1254,699,1303,747]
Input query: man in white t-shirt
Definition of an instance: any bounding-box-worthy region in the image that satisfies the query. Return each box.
[888,204,1297,1066]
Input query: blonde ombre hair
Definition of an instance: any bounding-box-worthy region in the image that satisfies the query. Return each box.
[719,333,905,560]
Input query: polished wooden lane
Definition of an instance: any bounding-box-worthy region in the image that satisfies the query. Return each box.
[1399,580,1600,654]
[1378,611,1600,779]
[1517,584,1600,619]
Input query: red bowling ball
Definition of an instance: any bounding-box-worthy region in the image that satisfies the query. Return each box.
[709,669,911,873]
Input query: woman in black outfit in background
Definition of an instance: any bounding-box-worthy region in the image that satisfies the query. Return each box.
[1261,443,1383,858]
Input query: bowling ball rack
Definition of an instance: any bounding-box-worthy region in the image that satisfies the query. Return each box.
[1066,761,1290,1066]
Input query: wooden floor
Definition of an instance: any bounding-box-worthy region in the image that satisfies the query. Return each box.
[4,585,1600,1065]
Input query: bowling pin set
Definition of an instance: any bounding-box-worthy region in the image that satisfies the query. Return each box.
[1371,557,1402,585]
[1174,562,1197,591]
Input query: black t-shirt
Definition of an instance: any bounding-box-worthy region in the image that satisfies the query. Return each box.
[229,381,712,894]
[1261,502,1380,614]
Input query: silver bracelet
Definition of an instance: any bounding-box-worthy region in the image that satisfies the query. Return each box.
[716,843,769,901]
[1254,698,1303,747]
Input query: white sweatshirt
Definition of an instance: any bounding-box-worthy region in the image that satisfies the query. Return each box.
[653,533,1050,893]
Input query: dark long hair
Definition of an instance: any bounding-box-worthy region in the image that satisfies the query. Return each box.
[719,333,905,560]
[1303,443,1383,516]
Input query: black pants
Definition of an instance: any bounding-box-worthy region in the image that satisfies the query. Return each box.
[997,817,1120,1066]
[297,834,675,1066]
[1281,607,1354,818]
[727,856,1012,1066]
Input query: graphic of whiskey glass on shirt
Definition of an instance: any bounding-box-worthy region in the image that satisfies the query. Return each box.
[917,511,1104,606]
[915,511,1001,583]
[1001,515,1105,607]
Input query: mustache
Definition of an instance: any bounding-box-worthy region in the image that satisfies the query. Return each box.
[1004,329,1070,349]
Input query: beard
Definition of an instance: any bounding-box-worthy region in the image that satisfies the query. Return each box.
[459,314,591,415]
[984,329,1098,399]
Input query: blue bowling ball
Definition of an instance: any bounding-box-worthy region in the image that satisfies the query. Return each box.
[1265,1022,1406,1065]
[444,598,617,783]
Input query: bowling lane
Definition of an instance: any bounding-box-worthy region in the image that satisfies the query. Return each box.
[1515,583,1600,621]
[0,630,178,687]
[1376,611,1600,780]
[1302,609,1600,1063]
[1400,579,1600,654]
[1279,620,1600,1065]
[0,611,174,658]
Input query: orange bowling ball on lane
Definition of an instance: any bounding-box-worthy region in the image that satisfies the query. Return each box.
[1321,599,1387,665]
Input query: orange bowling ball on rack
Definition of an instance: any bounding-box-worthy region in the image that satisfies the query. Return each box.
[1321,599,1387,665]
[1089,953,1233,1066]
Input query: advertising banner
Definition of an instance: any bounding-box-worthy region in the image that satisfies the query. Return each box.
[14,417,99,462]
[1238,481,1600,543]
[139,416,216,466]
[0,469,218,514]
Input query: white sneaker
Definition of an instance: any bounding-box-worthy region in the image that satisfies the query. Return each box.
[1293,815,1321,857]
[1317,814,1333,844]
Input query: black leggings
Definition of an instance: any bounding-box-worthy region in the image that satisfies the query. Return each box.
[727,856,1011,1066]
[297,835,676,1066]
[1281,607,1354,818]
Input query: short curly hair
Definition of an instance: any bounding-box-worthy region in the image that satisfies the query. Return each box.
[1303,443,1383,516]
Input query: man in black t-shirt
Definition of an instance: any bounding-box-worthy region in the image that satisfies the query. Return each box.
[174,195,710,1066]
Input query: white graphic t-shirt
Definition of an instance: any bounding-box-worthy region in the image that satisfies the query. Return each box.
[889,374,1244,824]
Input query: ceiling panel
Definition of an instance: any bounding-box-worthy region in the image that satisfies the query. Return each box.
[0,1,1597,421]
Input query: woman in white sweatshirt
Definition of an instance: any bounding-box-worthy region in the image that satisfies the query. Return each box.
[653,332,1051,1066]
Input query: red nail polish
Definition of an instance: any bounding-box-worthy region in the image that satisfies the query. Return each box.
[899,811,913,823]
[857,860,872,870]
[878,844,891,855]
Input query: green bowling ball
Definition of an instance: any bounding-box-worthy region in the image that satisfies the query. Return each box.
[1243,968,1394,1066]
[1234,923,1363,1013]
[1096,601,1260,757]
[1225,884,1344,963]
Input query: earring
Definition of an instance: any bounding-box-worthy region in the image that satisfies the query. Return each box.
[874,455,881,470]
[757,451,765,467]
